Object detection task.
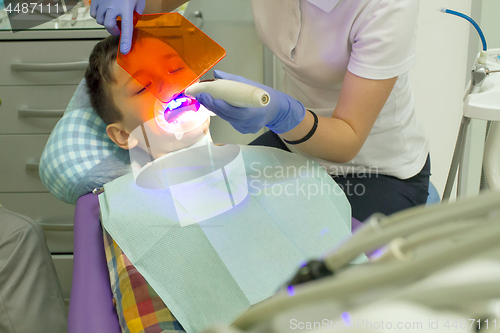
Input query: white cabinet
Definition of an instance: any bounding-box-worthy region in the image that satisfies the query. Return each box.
[0,85,76,133]
[0,40,97,85]
[0,25,109,305]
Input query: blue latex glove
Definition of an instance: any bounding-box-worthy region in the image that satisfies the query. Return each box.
[196,70,306,134]
[90,0,145,54]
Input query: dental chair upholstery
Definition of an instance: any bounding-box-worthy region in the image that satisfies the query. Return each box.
[39,80,131,206]
[68,193,120,333]
[427,181,441,205]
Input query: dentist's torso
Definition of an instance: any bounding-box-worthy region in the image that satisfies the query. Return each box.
[251,0,429,179]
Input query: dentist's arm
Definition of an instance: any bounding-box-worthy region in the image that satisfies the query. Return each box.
[280,71,397,163]
[196,70,397,164]
[90,0,189,55]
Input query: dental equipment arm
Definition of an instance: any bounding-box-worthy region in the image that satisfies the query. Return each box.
[323,190,500,272]
[285,190,500,287]
[232,217,500,331]
[371,218,490,262]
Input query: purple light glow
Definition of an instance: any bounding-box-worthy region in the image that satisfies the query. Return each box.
[287,285,295,296]
[163,96,200,124]
[341,312,351,326]
[369,248,385,260]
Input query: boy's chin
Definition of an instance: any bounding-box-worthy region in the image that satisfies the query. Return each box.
[136,129,210,159]
[128,116,211,159]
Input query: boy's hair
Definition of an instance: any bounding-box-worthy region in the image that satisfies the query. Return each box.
[85,35,123,125]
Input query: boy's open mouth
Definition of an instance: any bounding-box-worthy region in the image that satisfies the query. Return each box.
[163,96,200,124]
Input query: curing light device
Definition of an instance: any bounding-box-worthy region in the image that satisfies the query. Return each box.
[155,78,271,139]
[183,79,270,108]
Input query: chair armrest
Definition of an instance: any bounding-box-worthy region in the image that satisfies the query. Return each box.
[68,193,121,333]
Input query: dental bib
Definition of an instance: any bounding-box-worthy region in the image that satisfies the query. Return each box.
[99,145,353,333]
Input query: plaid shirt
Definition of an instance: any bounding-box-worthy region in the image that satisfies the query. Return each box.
[103,229,186,333]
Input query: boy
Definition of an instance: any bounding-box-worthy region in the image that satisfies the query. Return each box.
[85,35,194,333]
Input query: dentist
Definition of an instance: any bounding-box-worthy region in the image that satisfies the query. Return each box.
[90,0,430,222]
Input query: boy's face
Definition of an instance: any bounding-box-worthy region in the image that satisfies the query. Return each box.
[109,60,158,133]
[107,38,208,154]
[118,37,198,104]
[109,37,198,132]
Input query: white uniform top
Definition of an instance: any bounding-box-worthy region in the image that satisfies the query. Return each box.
[251,0,429,179]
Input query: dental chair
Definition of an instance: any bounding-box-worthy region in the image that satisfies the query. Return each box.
[65,180,438,332]
[41,80,438,332]
[39,80,129,333]
[69,189,444,332]
[65,184,438,332]
[68,193,120,333]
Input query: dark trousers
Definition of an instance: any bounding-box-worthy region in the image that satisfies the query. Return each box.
[249,131,431,222]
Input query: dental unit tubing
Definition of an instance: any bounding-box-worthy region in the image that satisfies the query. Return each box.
[184,79,271,108]
[440,8,488,53]
[440,7,500,197]
[483,121,500,191]
[462,48,500,192]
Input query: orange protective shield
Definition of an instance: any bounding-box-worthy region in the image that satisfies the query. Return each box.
[117,12,226,103]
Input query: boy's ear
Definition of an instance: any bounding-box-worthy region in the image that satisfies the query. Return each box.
[106,123,139,150]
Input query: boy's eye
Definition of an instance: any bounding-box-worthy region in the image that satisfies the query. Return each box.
[136,83,151,95]
[168,67,184,74]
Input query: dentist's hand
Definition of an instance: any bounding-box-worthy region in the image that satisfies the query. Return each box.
[196,70,306,134]
[90,0,145,54]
